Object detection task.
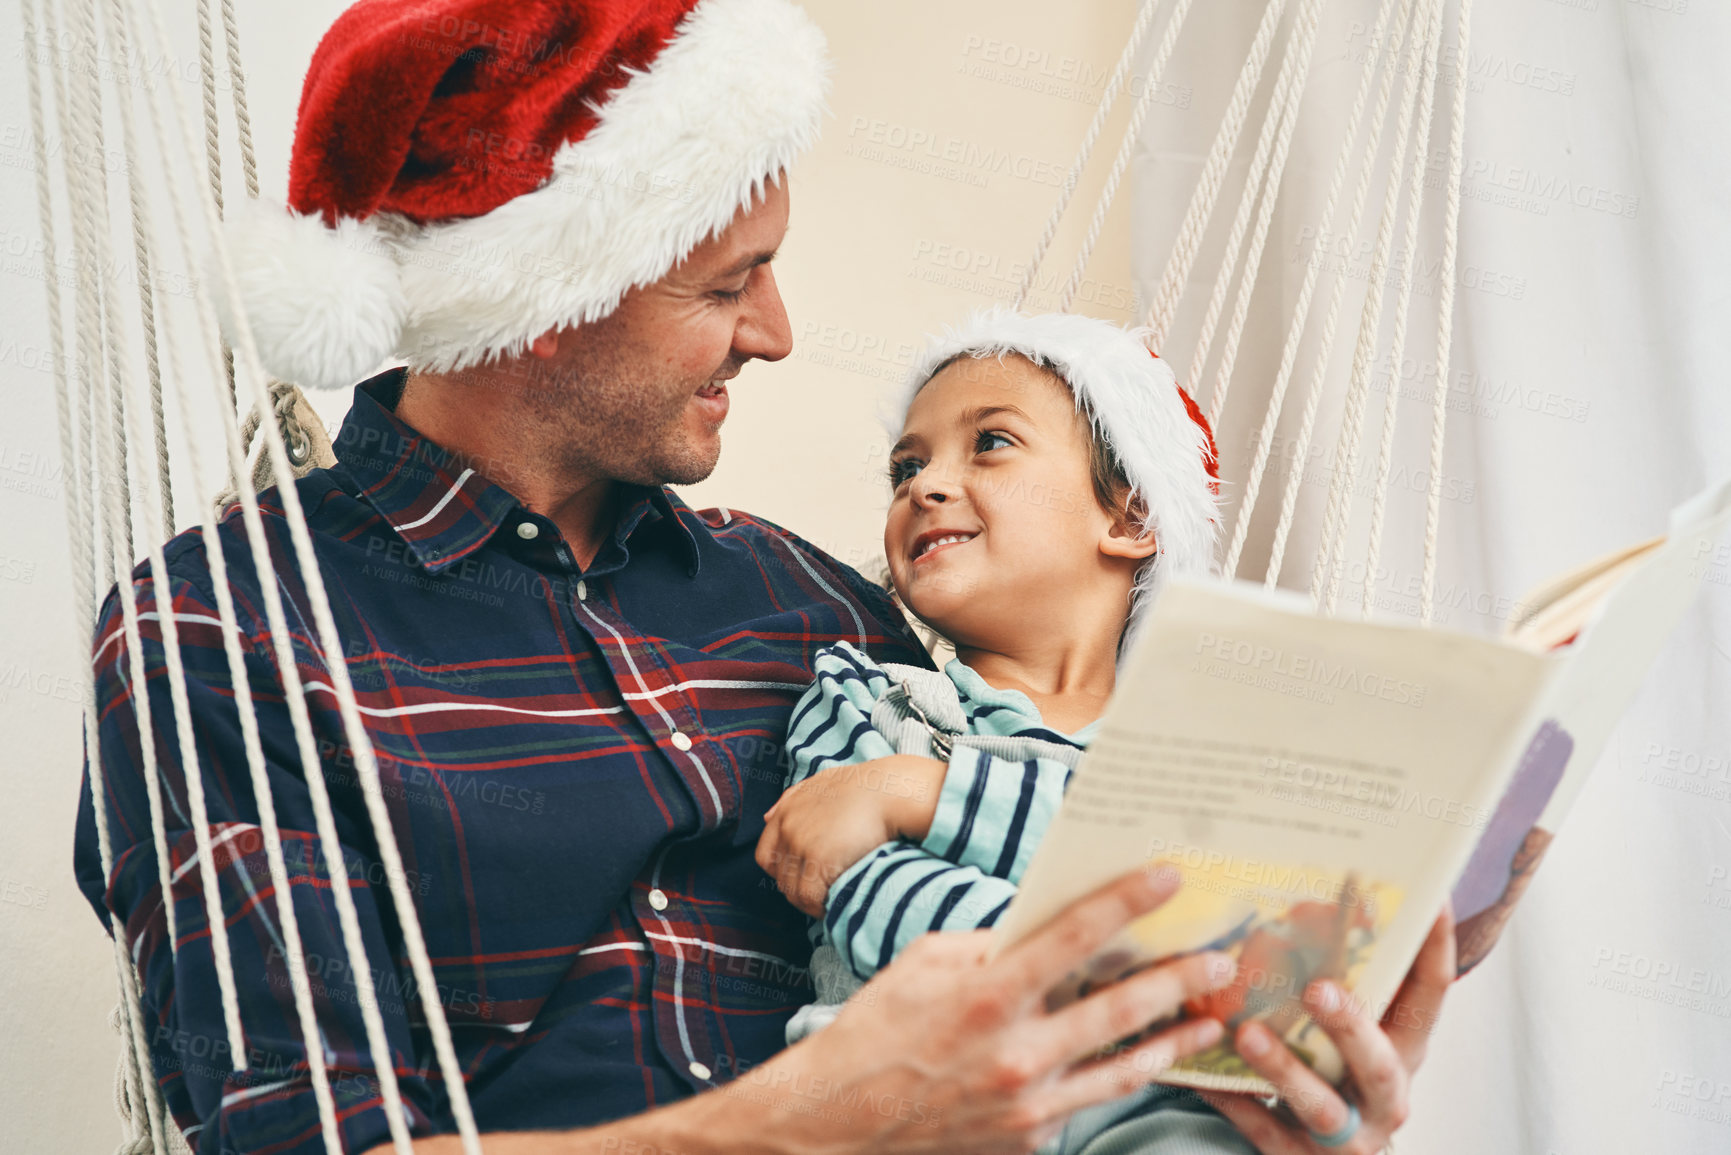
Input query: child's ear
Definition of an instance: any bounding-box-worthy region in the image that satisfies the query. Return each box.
[1099,495,1159,562]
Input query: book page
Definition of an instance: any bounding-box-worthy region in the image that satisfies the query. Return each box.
[991,579,1558,1092]
[1453,480,1731,969]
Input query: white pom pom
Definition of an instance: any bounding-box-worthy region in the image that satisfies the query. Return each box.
[211,199,406,391]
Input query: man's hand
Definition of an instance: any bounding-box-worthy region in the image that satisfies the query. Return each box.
[376,867,1236,1155]
[682,865,1238,1154]
[757,755,947,916]
[1198,903,1457,1155]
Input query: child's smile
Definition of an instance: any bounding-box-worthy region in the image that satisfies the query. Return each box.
[910,528,980,565]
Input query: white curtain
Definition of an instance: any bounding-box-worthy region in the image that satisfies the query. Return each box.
[1128,1,1731,1150]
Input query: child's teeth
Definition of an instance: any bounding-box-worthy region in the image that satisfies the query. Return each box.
[920,533,974,556]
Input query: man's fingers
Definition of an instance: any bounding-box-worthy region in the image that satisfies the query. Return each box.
[1041,950,1236,1069]
[1297,979,1409,1127]
[996,865,1182,999]
[1039,1016,1225,1119]
[1381,903,1455,1069]
[1230,1019,1370,1143]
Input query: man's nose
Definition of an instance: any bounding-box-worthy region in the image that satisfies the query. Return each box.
[734,264,793,363]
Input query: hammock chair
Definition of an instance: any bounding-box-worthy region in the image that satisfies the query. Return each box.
[20,0,1474,1150]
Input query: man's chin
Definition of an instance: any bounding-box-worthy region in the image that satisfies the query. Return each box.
[644,435,722,488]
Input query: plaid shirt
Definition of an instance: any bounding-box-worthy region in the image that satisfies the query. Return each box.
[73,369,932,1154]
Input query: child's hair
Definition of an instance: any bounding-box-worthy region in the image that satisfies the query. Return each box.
[891,309,1220,658]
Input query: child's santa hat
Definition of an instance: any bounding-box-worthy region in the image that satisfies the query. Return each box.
[896,308,1221,652]
[220,0,829,390]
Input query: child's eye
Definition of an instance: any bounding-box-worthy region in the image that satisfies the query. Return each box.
[975,430,1013,454]
[888,457,923,488]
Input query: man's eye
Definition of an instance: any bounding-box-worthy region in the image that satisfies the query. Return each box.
[888,458,923,487]
[712,282,751,303]
[975,430,1013,454]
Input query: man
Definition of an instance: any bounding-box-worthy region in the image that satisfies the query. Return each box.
[75,1,1454,1152]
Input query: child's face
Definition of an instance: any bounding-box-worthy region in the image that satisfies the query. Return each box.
[884,354,1151,651]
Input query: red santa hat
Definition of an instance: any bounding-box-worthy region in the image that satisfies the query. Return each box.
[895,308,1221,651]
[220,0,830,390]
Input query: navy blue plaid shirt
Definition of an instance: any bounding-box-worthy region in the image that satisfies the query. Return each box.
[74,368,932,1154]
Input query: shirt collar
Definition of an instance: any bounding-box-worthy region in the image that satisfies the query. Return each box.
[943,658,1101,745]
[331,369,702,576]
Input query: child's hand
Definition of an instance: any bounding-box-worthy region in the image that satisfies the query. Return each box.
[756,755,947,917]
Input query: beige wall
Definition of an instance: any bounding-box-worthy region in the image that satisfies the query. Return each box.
[679,0,1139,574]
[0,0,1135,1146]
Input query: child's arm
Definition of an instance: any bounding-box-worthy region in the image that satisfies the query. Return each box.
[821,843,1021,980]
[764,644,943,915]
[816,749,1079,982]
[782,641,1078,882]
[766,642,1081,981]
[919,748,1074,883]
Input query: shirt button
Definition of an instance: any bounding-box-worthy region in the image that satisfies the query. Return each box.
[576,579,588,601]
[516,522,539,540]
[670,731,693,752]
[648,888,669,911]
[688,1061,712,1081]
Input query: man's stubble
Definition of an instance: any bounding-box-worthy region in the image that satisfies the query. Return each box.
[520,336,726,491]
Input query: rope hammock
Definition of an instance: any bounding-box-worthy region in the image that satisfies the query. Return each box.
[21,0,1474,1151]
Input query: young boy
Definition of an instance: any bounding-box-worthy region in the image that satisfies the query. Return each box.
[756,309,1258,1153]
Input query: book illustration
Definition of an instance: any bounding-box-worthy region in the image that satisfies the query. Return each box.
[1047,858,1402,1091]
[1450,719,1573,974]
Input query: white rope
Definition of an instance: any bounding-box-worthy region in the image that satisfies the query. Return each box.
[116,0,346,1137]
[1309,0,1441,613]
[54,0,173,1145]
[1144,0,1289,350]
[1356,0,1449,620]
[1220,0,1409,578]
[108,0,173,535]
[62,0,184,966]
[192,0,236,408]
[193,0,220,213]
[219,0,259,199]
[1421,0,1474,622]
[1261,0,1423,588]
[1200,0,1329,432]
[115,923,172,1155]
[1057,0,1199,312]
[118,1,387,1148]
[23,2,161,1150]
[103,0,249,1068]
[1013,0,1165,309]
[134,0,485,1146]
[1182,0,1318,415]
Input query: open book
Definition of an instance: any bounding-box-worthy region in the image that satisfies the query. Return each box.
[990,477,1731,1095]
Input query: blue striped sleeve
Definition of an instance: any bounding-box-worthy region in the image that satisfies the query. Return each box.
[822,843,1020,980]
[922,747,1073,884]
[783,641,901,790]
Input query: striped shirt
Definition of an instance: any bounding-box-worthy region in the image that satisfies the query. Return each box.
[72,369,932,1154]
[783,641,1091,981]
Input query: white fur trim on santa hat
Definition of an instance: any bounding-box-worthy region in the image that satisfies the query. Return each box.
[214,196,407,391]
[390,0,829,374]
[895,308,1221,655]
